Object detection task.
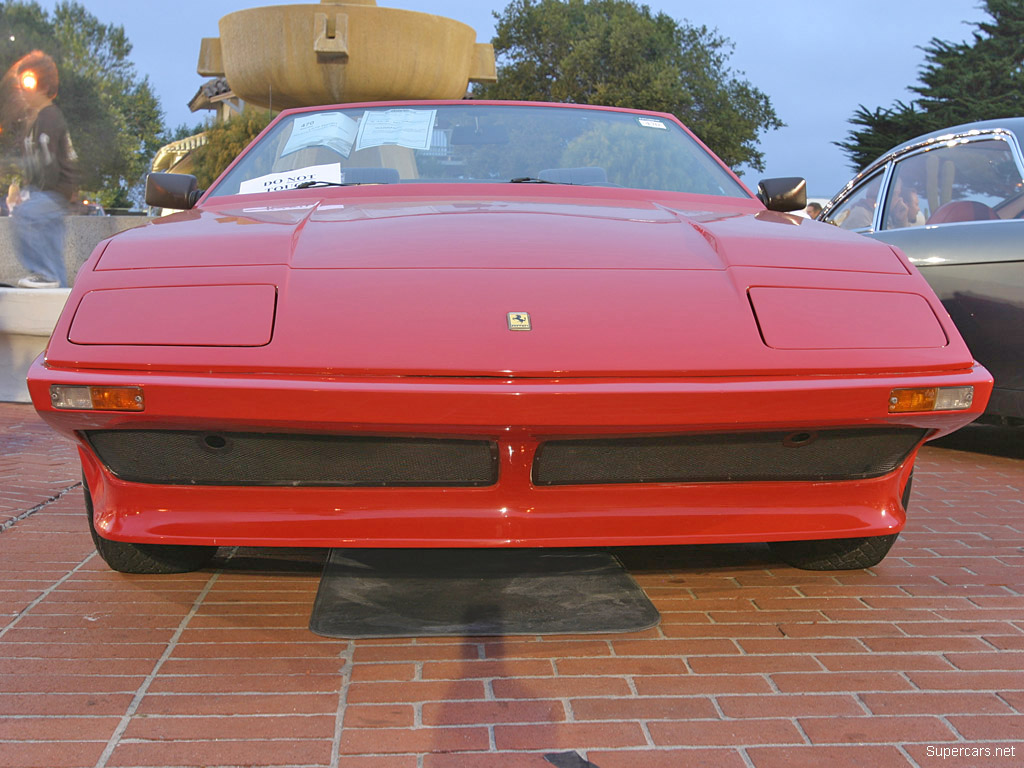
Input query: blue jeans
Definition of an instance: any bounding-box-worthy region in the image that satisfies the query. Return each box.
[11,188,68,287]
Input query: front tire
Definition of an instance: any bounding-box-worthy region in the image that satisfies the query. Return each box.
[769,472,912,571]
[83,474,216,574]
[769,532,899,571]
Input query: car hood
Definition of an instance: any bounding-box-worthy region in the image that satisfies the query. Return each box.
[98,195,904,273]
[59,193,970,377]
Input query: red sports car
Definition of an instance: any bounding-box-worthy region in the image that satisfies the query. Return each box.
[29,101,991,573]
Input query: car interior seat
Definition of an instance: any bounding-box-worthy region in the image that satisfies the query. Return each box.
[926,199,998,224]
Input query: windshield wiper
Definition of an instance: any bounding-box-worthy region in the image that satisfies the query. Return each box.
[508,176,564,184]
[294,180,367,189]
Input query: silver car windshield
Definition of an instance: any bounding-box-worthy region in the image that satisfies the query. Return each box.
[207,103,749,199]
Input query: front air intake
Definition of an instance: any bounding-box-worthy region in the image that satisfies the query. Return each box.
[85,430,499,487]
[533,427,927,486]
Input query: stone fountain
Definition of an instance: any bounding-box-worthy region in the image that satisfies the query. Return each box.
[197,0,496,109]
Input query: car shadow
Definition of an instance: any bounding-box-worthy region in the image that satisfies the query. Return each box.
[610,542,776,574]
[207,543,784,577]
[928,423,1023,460]
[211,546,328,574]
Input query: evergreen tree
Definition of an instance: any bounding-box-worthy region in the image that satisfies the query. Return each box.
[912,0,1024,123]
[837,0,1024,171]
[474,0,782,172]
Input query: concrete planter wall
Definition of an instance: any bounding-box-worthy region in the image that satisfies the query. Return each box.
[0,216,152,402]
[0,288,70,402]
[0,215,151,287]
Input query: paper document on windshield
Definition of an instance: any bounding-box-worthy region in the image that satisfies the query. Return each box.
[281,113,358,158]
[238,163,342,195]
[355,109,437,152]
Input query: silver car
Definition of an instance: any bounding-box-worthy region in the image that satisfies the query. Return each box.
[820,118,1024,425]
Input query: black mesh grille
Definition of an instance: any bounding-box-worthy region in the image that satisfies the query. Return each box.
[533,427,928,486]
[85,430,499,487]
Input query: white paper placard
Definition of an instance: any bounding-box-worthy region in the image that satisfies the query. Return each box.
[237,163,342,195]
[281,112,358,158]
[354,109,437,152]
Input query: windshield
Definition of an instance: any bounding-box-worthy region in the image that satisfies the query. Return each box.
[208,103,749,199]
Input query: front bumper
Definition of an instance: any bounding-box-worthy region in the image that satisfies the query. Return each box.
[29,360,992,548]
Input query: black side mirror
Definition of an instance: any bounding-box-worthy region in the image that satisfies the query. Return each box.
[146,172,203,210]
[757,177,807,212]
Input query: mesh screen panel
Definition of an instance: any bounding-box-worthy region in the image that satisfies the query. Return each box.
[533,427,927,486]
[86,430,498,487]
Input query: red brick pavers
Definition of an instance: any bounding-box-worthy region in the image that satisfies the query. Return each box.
[0,403,81,533]
[1,400,1022,768]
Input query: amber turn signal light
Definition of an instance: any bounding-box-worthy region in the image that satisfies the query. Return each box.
[888,386,973,413]
[50,385,144,411]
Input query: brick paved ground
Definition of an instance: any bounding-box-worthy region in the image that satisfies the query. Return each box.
[1,401,1022,768]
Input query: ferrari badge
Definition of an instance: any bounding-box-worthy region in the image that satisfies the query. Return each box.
[507,312,532,331]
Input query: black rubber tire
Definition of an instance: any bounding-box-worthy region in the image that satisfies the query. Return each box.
[769,532,899,571]
[83,474,216,574]
[769,472,913,571]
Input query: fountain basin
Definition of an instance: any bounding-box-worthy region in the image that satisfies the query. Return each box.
[199,0,496,110]
[0,288,71,403]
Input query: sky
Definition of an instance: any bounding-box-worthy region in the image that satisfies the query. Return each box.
[33,0,990,197]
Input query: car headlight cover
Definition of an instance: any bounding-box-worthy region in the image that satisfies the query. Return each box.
[888,386,973,413]
[50,385,144,411]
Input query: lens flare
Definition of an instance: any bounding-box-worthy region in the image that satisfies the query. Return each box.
[20,71,38,91]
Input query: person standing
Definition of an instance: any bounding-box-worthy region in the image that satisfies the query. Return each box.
[5,51,77,288]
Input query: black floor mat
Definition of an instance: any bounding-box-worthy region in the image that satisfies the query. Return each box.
[309,548,660,638]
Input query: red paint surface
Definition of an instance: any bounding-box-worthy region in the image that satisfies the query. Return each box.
[68,285,276,346]
[749,287,949,350]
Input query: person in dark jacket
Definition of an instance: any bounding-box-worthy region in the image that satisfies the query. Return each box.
[5,51,77,288]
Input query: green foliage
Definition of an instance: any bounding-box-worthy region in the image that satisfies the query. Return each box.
[837,101,921,172]
[190,109,273,189]
[474,0,782,171]
[165,119,209,144]
[1,1,165,208]
[560,122,725,193]
[837,0,1024,171]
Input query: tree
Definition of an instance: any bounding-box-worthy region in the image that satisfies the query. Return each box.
[0,1,164,207]
[837,0,1024,171]
[165,119,209,145]
[190,109,273,189]
[473,0,782,171]
[837,101,921,172]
